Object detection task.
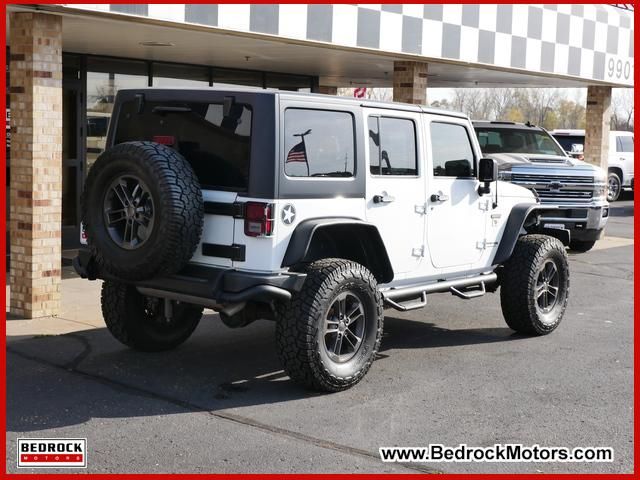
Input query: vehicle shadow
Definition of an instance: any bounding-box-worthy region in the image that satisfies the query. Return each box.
[380,315,522,351]
[609,190,634,214]
[7,312,524,433]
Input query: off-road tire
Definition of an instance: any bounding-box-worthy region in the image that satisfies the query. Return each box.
[101,280,203,352]
[500,235,569,335]
[569,240,597,252]
[275,259,383,392]
[82,141,203,281]
[607,171,622,202]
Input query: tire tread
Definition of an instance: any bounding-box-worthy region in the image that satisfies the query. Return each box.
[82,141,203,280]
[500,234,569,335]
[275,258,383,392]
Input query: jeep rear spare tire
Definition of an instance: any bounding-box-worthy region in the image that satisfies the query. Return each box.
[82,141,203,280]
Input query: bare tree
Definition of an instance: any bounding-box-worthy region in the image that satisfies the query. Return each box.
[611,88,634,131]
[449,89,494,120]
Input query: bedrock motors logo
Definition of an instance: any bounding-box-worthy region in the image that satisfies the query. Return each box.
[18,438,87,468]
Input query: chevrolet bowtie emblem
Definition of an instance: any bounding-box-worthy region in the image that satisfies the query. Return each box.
[548,181,563,191]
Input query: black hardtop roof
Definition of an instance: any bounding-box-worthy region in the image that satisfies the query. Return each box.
[116,87,468,120]
[472,120,545,131]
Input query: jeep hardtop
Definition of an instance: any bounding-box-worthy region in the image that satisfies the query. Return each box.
[75,89,571,391]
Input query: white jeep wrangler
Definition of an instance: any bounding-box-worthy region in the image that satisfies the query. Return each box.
[75,89,570,392]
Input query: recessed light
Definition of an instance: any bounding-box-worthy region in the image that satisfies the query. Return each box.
[139,41,175,47]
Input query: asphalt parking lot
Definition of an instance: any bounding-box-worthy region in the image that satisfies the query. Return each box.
[6,195,634,474]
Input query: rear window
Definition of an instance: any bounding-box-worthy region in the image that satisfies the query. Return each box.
[617,135,634,153]
[114,100,252,191]
[553,134,585,154]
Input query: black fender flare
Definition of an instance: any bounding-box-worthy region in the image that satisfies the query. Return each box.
[492,203,570,266]
[281,217,394,283]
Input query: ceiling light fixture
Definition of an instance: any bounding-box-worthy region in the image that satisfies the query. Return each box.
[139,41,175,47]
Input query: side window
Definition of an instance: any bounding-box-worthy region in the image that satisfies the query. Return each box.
[618,135,634,153]
[368,116,417,176]
[284,109,355,178]
[430,122,476,178]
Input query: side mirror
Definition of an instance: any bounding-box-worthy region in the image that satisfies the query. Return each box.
[479,158,497,182]
[478,158,497,195]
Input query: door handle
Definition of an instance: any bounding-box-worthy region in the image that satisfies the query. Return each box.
[373,194,395,204]
[430,193,449,202]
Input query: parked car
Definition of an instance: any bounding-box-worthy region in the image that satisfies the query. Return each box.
[75,89,571,391]
[551,129,634,202]
[473,121,608,253]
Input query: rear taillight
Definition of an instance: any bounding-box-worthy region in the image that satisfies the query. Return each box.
[244,202,274,237]
[153,135,176,146]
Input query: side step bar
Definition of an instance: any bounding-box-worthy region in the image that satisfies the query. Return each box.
[382,273,498,310]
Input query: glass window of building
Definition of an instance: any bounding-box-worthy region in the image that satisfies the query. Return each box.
[86,57,148,170]
[266,72,312,91]
[152,62,210,87]
[212,68,264,88]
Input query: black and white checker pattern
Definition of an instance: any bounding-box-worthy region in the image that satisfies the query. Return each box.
[67,4,634,86]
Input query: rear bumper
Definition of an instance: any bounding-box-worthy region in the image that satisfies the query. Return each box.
[73,249,306,306]
[537,203,608,242]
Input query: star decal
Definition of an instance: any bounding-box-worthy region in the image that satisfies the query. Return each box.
[281,204,296,225]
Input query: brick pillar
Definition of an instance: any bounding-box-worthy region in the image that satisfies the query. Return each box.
[9,12,63,318]
[583,86,612,169]
[317,85,337,95]
[393,61,428,105]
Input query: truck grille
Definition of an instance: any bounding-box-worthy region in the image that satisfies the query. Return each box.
[510,173,596,205]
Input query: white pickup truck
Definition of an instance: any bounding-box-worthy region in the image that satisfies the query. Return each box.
[551,129,634,202]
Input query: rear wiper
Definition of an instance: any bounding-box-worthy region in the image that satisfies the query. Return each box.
[151,106,192,115]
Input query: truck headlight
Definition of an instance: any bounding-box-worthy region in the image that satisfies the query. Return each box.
[498,170,512,181]
[593,183,607,200]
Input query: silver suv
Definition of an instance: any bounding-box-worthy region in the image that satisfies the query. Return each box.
[473,121,608,253]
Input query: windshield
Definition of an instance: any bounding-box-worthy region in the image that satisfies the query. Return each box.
[475,128,566,156]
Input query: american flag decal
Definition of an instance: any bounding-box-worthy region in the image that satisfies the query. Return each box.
[286,141,307,163]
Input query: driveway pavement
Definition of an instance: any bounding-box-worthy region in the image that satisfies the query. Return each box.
[6,197,634,474]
